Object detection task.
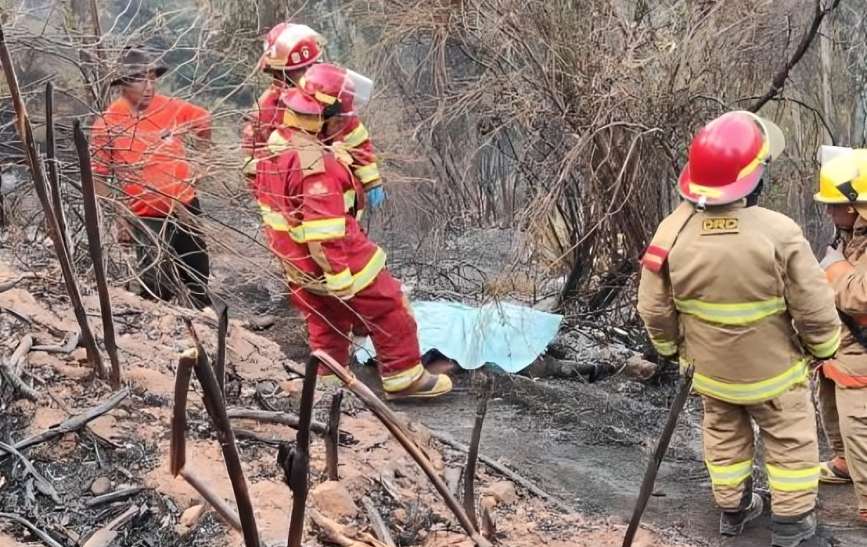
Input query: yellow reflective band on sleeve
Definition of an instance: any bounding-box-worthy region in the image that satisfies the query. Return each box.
[651,338,677,357]
[680,357,809,405]
[342,124,370,148]
[706,459,753,487]
[324,268,353,291]
[808,326,842,358]
[300,218,346,242]
[674,296,786,326]
[344,189,356,213]
[766,463,820,493]
[355,163,381,184]
[268,130,290,154]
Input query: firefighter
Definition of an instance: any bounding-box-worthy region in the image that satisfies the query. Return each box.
[812,146,867,523]
[91,48,213,310]
[253,86,452,399]
[637,111,842,546]
[242,24,386,210]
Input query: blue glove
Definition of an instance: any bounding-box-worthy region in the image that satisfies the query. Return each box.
[366,186,386,209]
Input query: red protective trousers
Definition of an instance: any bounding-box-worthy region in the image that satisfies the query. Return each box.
[289,269,422,391]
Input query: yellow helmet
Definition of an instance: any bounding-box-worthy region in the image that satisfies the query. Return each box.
[815,146,867,204]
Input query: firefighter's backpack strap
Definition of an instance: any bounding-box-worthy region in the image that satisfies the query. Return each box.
[640,201,696,273]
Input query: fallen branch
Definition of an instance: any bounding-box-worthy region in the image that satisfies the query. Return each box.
[430,430,575,514]
[184,322,260,547]
[287,355,320,547]
[0,388,129,457]
[464,378,491,530]
[180,467,243,532]
[81,504,138,547]
[85,486,146,508]
[1,336,38,399]
[621,365,695,547]
[32,331,80,354]
[313,350,492,547]
[75,120,121,390]
[309,509,366,547]
[233,428,285,446]
[226,407,327,435]
[0,513,64,547]
[326,391,344,481]
[11,334,33,375]
[362,497,396,547]
[0,273,35,294]
[0,441,62,503]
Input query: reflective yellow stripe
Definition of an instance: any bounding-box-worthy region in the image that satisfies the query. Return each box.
[808,327,841,358]
[706,459,753,487]
[674,296,786,326]
[268,131,290,154]
[651,338,677,356]
[300,247,386,297]
[324,268,353,291]
[342,124,370,148]
[301,218,346,242]
[381,363,423,392]
[680,357,809,405]
[355,163,380,184]
[766,463,820,492]
[344,190,356,213]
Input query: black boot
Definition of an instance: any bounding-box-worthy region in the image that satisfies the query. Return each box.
[720,493,764,536]
[771,510,817,547]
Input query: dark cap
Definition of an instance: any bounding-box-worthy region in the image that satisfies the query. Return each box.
[110,47,169,87]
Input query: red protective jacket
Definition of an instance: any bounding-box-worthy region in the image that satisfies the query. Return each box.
[242,84,382,190]
[253,128,384,295]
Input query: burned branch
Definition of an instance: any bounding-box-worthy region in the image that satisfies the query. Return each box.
[312,349,492,547]
[325,391,344,482]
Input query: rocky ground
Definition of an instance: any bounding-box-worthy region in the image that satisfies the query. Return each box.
[0,242,696,547]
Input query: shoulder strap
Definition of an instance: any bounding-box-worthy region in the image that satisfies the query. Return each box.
[284,131,326,177]
[640,201,696,273]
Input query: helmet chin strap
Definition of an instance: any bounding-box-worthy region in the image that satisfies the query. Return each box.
[745,179,764,207]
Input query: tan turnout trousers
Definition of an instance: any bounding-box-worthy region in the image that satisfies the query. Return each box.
[702,384,819,517]
[818,371,867,511]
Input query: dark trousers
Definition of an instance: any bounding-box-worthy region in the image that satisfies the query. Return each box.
[132,198,211,310]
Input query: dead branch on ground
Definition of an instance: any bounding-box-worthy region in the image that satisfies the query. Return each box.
[362,497,396,547]
[0,388,128,457]
[430,430,575,514]
[312,349,492,547]
[226,408,328,434]
[0,512,64,547]
[33,331,80,353]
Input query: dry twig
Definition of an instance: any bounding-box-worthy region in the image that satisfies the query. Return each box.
[312,349,492,547]
[0,388,129,457]
[463,378,491,530]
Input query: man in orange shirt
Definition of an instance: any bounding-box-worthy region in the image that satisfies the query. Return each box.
[91,48,213,310]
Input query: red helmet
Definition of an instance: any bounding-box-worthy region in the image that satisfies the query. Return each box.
[281,87,324,116]
[298,63,355,116]
[678,111,785,206]
[259,23,326,73]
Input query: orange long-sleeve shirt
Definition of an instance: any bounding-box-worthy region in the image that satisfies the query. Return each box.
[91,94,211,217]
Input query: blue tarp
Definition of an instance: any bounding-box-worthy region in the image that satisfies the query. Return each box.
[353,300,564,373]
